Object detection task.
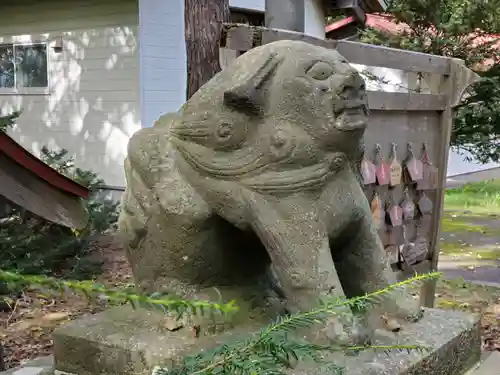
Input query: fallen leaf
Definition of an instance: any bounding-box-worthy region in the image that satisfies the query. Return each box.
[42,312,70,322]
[159,317,184,332]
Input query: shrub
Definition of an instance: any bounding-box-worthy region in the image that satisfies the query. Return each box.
[0,119,119,280]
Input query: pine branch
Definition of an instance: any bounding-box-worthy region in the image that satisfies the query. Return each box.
[160,272,440,375]
[0,270,239,317]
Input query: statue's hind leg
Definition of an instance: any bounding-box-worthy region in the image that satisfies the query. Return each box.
[118,157,216,298]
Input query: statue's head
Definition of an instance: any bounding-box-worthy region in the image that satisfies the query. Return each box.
[168,40,368,194]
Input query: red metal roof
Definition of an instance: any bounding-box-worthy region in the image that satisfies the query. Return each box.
[326,13,499,69]
[326,13,408,35]
[0,131,89,199]
[326,13,500,42]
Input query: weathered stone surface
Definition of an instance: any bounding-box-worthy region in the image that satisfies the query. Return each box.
[52,307,480,375]
[118,39,422,344]
[52,306,263,375]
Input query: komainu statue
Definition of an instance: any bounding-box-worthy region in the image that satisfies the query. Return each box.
[118,40,422,345]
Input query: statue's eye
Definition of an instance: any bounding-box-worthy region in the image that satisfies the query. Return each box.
[216,123,232,140]
[306,61,334,81]
[213,121,247,150]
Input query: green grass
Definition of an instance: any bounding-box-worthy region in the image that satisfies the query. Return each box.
[436,277,500,313]
[445,179,500,213]
[440,216,490,233]
[439,240,500,259]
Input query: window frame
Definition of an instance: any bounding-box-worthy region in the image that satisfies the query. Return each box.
[0,40,50,96]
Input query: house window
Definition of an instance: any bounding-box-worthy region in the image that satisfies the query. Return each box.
[0,42,48,94]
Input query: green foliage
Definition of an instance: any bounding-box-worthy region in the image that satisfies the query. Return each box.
[0,111,20,132]
[0,146,119,281]
[453,65,500,163]
[157,273,438,375]
[0,270,238,316]
[358,0,500,163]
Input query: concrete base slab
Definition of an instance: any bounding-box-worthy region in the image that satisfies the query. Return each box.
[52,306,481,375]
[0,356,53,375]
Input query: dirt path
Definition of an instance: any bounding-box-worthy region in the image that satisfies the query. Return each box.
[438,211,500,285]
[0,234,133,370]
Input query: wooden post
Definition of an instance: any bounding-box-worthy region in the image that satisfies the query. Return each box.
[265,0,305,32]
[420,77,454,308]
[420,60,480,307]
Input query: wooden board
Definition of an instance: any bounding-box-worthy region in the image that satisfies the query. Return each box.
[363,111,440,280]
[367,92,446,111]
[222,23,452,74]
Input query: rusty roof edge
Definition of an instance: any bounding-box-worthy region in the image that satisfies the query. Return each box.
[0,131,90,199]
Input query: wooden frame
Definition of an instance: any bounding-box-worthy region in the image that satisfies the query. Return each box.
[220,23,480,307]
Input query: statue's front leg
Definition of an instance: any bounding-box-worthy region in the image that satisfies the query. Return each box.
[334,210,423,332]
[243,191,362,344]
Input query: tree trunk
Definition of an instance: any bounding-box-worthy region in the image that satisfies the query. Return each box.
[184,0,230,100]
[0,342,5,371]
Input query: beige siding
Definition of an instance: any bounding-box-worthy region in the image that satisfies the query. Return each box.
[0,0,140,187]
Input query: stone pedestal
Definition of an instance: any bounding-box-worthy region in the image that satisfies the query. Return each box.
[52,307,481,375]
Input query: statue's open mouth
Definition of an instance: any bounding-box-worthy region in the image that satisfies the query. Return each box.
[335,105,367,132]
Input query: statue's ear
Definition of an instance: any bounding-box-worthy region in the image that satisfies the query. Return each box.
[223,53,281,116]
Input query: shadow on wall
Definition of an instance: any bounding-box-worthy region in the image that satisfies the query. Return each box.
[0,25,141,188]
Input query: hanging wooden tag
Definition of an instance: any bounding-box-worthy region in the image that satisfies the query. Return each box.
[401,187,416,221]
[413,240,428,263]
[385,245,401,271]
[418,143,439,190]
[361,152,377,185]
[401,241,427,265]
[399,225,423,266]
[374,144,390,186]
[371,192,384,229]
[425,164,439,190]
[386,192,403,227]
[413,220,430,262]
[405,142,423,182]
[389,143,402,187]
[418,192,433,215]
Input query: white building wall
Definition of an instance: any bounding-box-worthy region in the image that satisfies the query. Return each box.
[230,0,265,11]
[0,0,140,187]
[138,0,186,129]
[304,0,325,38]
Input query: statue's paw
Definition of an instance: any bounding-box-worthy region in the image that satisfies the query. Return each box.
[403,307,424,322]
[315,317,372,355]
[386,293,424,324]
[394,300,424,323]
[349,318,373,346]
